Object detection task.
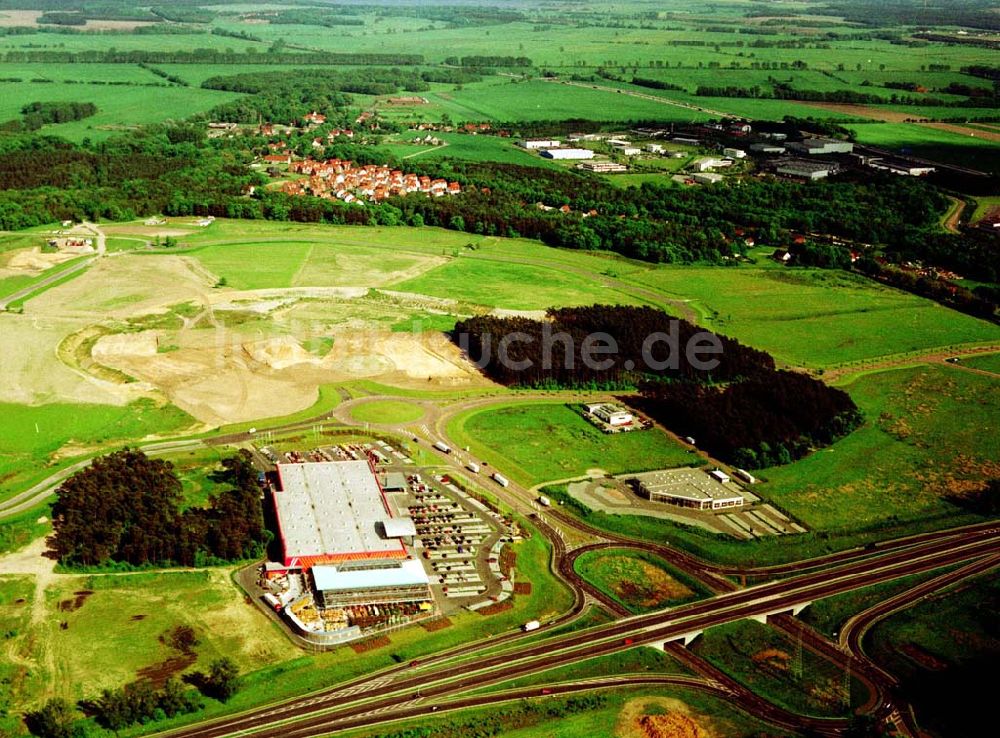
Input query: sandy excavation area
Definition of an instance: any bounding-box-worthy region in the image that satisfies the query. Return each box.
[5,248,492,425]
[97,327,486,426]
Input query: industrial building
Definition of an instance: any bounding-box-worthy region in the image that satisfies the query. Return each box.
[585,403,633,426]
[578,160,629,173]
[541,148,596,160]
[786,138,854,156]
[691,172,725,185]
[774,159,835,180]
[272,460,412,568]
[520,139,561,149]
[630,468,745,511]
[312,559,431,608]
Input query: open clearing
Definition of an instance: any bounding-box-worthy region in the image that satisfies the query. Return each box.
[348,400,425,425]
[760,364,1000,531]
[447,403,694,486]
[574,548,701,613]
[625,266,1000,368]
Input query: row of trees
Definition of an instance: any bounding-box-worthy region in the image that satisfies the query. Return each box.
[49,449,268,568]
[25,658,241,738]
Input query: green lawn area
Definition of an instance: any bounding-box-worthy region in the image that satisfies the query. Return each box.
[35,569,295,710]
[970,195,1000,224]
[158,447,231,509]
[692,620,864,717]
[0,399,196,503]
[185,238,441,291]
[391,257,640,310]
[962,352,1000,375]
[573,548,708,613]
[447,403,694,486]
[760,364,1000,531]
[627,266,1000,368]
[379,131,559,167]
[349,399,425,425]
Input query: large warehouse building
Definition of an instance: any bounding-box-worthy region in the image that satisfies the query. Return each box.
[272,460,411,568]
[630,468,745,511]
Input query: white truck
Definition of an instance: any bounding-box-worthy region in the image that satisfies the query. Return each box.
[537,495,551,507]
[466,462,481,474]
[491,472,510,488]
[262,593,283,612]
[522,620,540,632]
[433,441,452,454]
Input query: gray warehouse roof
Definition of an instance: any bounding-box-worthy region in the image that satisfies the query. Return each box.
[631,468,744,504]
[274,461,406,562]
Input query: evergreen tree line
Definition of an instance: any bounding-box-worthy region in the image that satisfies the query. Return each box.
[1,49,424,65]
[48,449,268,568]
[453,305,775,388]
[453,306,861,469]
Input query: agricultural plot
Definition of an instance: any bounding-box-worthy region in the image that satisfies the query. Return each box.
[573,548,705,613]
[760,364,1000,531]
[378,131,559,167]
[391,256,641,311]
[0,80,242,141]
[962,352,1000,375]
[627,266,1000,368]
[847,123,1000,172]
[447,403,694,486]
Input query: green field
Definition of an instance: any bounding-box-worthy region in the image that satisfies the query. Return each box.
[378,131,561,167]
[0,79,242,141]
[962,352,1000,375]
[447,403,694,486]
[0,399,196,503]
[627,266,1000,368]
[391,256,641,310]
[348,399,425,425]
[761,364,1000,531]
[692,620,863,716]
[574,548,708,613]
[847,123,1000,172]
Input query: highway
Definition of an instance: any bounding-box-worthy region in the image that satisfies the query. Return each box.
[154,532,999,738]
[8,387,997,737]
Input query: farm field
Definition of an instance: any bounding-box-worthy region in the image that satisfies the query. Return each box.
[760,364,1000,531]
[391,256,643,310]
[446,403,694,486]
[847,123,1000,172]
[0,79,241,140]
[378,131,559,167]
[626,266,1000,368]
[573,548,707,613]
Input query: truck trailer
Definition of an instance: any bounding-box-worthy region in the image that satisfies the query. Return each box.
[433,441,452,454]
[492,472,510,488]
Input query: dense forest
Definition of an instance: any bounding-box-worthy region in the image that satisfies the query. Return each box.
[453,306,861,468]
[49,449,268,568]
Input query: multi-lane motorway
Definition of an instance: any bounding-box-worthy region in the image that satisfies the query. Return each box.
[7,389,996,738]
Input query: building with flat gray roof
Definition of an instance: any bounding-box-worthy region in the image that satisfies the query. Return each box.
[273,460,408,567]
[630,468,745,511]
[312,559,431,608]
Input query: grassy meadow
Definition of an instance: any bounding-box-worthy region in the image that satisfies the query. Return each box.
[760,364,1000,531]
[0,399,196,504]
[447,403,694,486]
[573,548,707,613]
[626,266,1000,368]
